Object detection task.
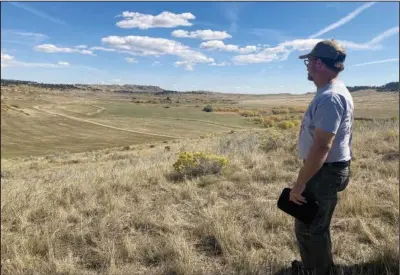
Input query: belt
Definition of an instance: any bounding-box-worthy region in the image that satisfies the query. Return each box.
[302,160,351,167]
[322,160,350,167]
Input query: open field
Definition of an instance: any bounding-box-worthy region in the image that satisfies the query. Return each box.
[1,85,398,158]
[1,85,399,274]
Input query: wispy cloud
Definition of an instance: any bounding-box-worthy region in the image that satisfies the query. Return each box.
[340,26,400,50]
[35,44,95,55]
[350,58,399,67]
[232,26,398,65]
[1,51,71,68]
[210,61,230,67]
[367,27,399,45]
[75,45,88,49]
[309,2,376,38]
[172,29,232,40]
[13,31,48,40]
[200,40,258,54]
[2,29,49,45]
[125,57,137,63]
[8,2,68,25]
[57,61,70,66]
[223,3,241,34]
[90,46,117,52]
[115,11,195,29]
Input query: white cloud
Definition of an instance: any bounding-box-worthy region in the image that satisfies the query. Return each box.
[231,2,388,65]
[35,44,95,55]
[339,27,399,50]
[14,31,48,40]
[279,39,323,51]
[152,61,161,66]
[174,61,195,71]
[367,27,399,45]
[125,57,137,63]
[210,61,230,66]
[309,2,376,38]
[1,52,15,67]
[90,46,117,52]
[1,52,14,63]
[57,61,70,66]
[200,40,258,54]
[1,52,72,69]
[232,44,289,64]
[350,58,399,67]
[232,27,399,65]
[2,29,49,45]
[171,29,232,40]
[75,45,88,49]
[336,40,379,50]
[102,35,214,70]
[116,11,195,29]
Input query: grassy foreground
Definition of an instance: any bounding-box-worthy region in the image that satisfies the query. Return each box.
[1,119,398,275]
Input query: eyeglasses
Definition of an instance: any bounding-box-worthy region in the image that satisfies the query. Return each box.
[304,58,317,66]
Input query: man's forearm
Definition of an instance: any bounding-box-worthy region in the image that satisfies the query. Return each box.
[296,143,331,186]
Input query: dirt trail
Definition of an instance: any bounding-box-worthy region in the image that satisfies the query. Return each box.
[86,105,105,116]
[163,117,247,129]
[33,106,182,139]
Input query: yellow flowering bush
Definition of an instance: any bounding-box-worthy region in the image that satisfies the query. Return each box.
[239,110,260,117]
[277,120,296,130]
[173,151,228,177]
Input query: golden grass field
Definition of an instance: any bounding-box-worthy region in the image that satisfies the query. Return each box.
[1,84,399,275]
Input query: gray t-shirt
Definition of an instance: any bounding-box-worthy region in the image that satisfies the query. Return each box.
[298,80,354,162]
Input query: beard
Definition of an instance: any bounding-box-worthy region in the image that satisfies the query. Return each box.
[307,73,314,81]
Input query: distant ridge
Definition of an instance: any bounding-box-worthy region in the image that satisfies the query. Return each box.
[346,81,399,92]
[1,79,398,94]
[0,79,216,94]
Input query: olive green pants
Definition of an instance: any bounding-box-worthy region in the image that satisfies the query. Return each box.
[295,165,350,275]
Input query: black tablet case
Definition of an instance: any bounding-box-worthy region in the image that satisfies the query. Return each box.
[277,188,319,224]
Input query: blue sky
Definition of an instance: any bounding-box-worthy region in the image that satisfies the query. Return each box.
[1,1,399,94]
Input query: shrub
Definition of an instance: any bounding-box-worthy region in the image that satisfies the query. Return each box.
[203,104,213,112]
[293,120,301,127]
[277,120,296,130]
[239,110,259,117]
[214,107,240,113]
[289,106,307,113]
[263,118,275,128]
[272,108,289,115]
[260,130,284,153]
[172,152,228,178]
[252,116,265,124]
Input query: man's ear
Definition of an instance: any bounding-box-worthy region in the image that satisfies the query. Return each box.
[315,59,324,69]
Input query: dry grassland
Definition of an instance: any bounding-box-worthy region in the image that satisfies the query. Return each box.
[1,86,399,274]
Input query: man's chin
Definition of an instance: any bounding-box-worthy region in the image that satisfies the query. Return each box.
[307,75,313,81]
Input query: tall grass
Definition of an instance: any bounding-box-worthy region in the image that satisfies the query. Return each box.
[1,119,398,275]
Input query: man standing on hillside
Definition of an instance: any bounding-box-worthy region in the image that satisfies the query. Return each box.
[289,40,354,275]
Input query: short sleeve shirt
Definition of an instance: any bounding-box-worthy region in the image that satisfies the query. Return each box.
[298,80,354,162]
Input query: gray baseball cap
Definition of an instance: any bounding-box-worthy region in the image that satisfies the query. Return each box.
[299,39,346,71]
